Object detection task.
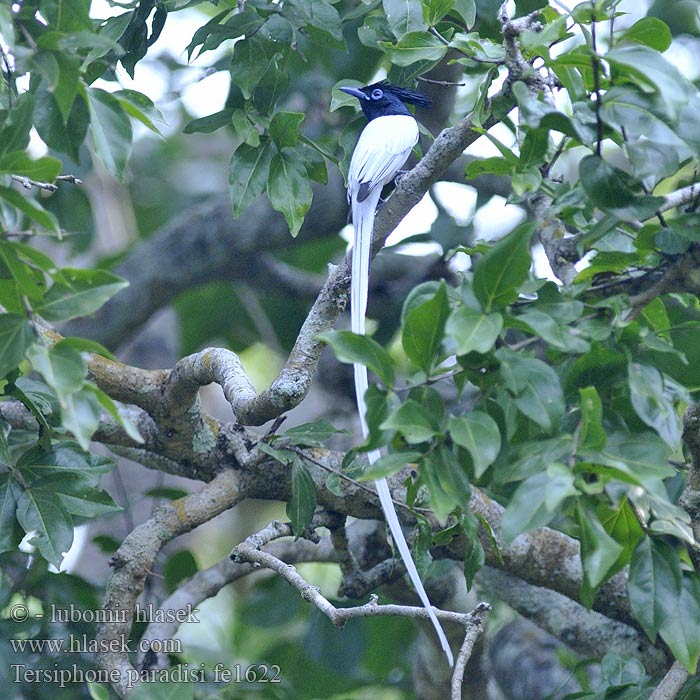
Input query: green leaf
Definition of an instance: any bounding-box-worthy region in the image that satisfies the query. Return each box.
[253,56,290,115]
[584,431,674,492]
[282,419,348,447]
[0,314,34,380]
[431,443,471,505]
[317,330,395,387]
[419,449,459,520]
[39,473,120,518]
[579,154,664,221]
[598,498,645,572]
[229,137,274,218]
[15,486,73,566]
[286,0,344,43]
[462,511,484,589]
[452,0,476,27]
[618,17,672,52]
[163,550,198,596]
[660,574,700,672]
[464,156,513,178]
[36,49,80,122]
[286,457,317,535]
[130,680,194,700]
[231,35,272,99]
[496,436,573,484]
[60,387,101,450]
[599,654,646,690]
[27,342,86,404]
[496,349,565,432]
[402,282,449,371]
[85,383,143,444]
[87,682,110,700]
[0,240,45,301]
[519,127,549,168]
[448,412,501,477]
[10,379,55,449]
[445,307,503,354]
[186,8,263,59]
[381,399,440,444]
[232,109,261,147]
[269,111,305,149]
[627,361,681,449]
[184,108,234,135]
[86,88,133,181]
[363,384,398,451]
[33,87,89,162]
[0,473,19,552]
[473,223,534,312]
[628,537,681,642]
[36,268,129,322]
[0,152,62,181]
[357,450,423,481]
[0,92,34,157]
[297,141,328,184]
[578,386,606,450]
[383,0,425,37]
[501,464,576,543]
[515,308,590,354]
[423,0,454,26]
[0,185,61,235]
[267,151,313,237]
[113,89,163,135]
[379,30,448,67]
[577,500,624,608]
[604,45,693,118]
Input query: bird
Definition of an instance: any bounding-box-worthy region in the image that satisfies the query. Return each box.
[339,80,454,667]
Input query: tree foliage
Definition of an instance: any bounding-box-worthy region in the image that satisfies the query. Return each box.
[2,0,700,699]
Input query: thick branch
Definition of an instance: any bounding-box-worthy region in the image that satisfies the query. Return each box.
[63,175,348,349]
[477,567,667,673]
[649,662,691,700]
[95,468,251,696]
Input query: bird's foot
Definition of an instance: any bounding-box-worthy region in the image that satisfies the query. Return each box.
[393,169,410,186]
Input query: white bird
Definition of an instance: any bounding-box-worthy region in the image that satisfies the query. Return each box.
[340,80,453,667]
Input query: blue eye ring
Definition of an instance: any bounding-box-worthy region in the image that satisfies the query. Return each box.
[370,88,384,100]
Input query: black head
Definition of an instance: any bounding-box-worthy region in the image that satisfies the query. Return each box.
[339,80,432,121]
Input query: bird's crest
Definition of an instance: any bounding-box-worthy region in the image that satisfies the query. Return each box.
[365,80,432,109]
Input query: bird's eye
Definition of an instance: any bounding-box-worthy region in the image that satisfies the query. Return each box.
[370,88,383,100]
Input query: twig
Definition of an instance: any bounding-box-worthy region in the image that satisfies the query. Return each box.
[11,173,84,191]
[428,26,450,46]
[0,44,14,108]
[11,175,58,192]
[649,662,690,700]
[417,76,467,87]
[232,524,490,677]
[451,603,490,700]
[138,534,338,669]
[56,174,83,184]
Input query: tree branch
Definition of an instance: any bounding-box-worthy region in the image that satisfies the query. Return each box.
[649,662,691,700]
[477,566,667,674]
[95,468,251,697]
[137,534,338,670]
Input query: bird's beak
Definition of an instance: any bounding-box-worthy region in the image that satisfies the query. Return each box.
[339,86,368,100]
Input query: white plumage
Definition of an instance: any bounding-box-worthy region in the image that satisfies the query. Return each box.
[348,113,454,668]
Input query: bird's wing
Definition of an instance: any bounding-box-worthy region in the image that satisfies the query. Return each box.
[348,115,419,201]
